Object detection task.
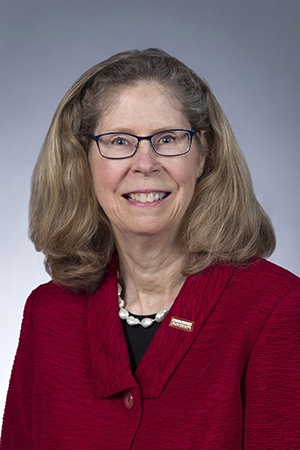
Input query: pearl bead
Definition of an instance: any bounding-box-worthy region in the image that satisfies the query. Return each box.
[118,299,125,308]
[141,317,155,328]
[155,309,168,322]
[126,316,140,326]
[119,308,129,320]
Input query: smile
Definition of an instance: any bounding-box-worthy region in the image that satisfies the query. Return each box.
[124,192,169,203]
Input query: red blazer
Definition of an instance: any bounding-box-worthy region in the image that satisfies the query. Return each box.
[1,258,300,449]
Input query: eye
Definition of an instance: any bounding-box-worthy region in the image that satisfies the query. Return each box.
[111,136,130,146]
[161,136,173,144]
[155,132,178,146]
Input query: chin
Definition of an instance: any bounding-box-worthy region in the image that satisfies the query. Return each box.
[128,227,166,237]
[119,222,172,238]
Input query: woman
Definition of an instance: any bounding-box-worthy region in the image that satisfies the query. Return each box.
[1,48,300,449]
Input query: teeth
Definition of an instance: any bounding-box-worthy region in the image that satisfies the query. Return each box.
[127,192,167,202]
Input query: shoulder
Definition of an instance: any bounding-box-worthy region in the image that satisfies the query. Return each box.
[25,281,90,325]
[231,258,300,296]
[223,258,300,320]
[28,280,89,306]
[29,280,88,300]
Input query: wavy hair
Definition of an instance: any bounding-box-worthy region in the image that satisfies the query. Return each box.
[29,48,275,292]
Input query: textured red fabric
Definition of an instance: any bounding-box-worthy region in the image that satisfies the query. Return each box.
[1,258,300,449]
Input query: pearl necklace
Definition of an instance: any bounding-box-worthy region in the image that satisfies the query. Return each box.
[118,281,173,328]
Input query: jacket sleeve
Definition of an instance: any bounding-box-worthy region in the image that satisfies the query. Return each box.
[244,287,300,449]
[1,293,35,449]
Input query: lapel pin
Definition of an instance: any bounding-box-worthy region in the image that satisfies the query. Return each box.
[169,316,194,332]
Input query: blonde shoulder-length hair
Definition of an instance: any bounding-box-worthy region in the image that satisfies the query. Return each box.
[29,48,275,292]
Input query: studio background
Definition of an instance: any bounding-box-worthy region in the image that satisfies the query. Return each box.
[1,0,299,424]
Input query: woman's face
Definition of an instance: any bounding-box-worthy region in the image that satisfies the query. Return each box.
[88,82,206,241]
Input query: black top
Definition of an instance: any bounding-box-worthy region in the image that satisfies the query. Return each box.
[122,313,161,373]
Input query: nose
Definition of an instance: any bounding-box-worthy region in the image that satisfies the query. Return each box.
[131,138,160,175]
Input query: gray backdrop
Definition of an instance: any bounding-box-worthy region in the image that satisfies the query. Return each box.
[1,0,299,422]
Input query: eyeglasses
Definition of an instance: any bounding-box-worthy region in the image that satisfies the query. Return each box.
[93,129,194,159]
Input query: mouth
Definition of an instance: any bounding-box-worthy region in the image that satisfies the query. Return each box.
[123,192,170,203]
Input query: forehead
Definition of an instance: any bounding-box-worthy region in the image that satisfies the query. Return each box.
[97,81,189,132]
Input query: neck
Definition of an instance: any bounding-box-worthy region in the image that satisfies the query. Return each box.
[114,230,187,315]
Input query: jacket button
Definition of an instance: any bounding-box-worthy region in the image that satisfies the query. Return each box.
[123,391,134,410]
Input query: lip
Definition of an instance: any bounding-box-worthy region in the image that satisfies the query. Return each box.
[123,189,168,195]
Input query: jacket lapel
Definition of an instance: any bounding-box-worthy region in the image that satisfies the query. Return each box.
[88,257,235,399]
[135,263,236,397]
[87,256,138,398]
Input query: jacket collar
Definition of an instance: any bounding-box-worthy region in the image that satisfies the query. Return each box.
[88,255,235,398]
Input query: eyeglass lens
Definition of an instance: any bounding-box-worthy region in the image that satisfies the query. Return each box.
[98,130,191,158]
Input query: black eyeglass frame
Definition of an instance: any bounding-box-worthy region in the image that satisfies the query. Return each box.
[92,129,195,159]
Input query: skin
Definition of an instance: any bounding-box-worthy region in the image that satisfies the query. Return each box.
[89,82,206,314]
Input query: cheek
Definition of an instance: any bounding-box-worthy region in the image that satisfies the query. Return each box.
[176,156,203,189]
[89,150,115,194]
[90,169,116,218]
[92,170,114,203]
[173,170,198,204]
